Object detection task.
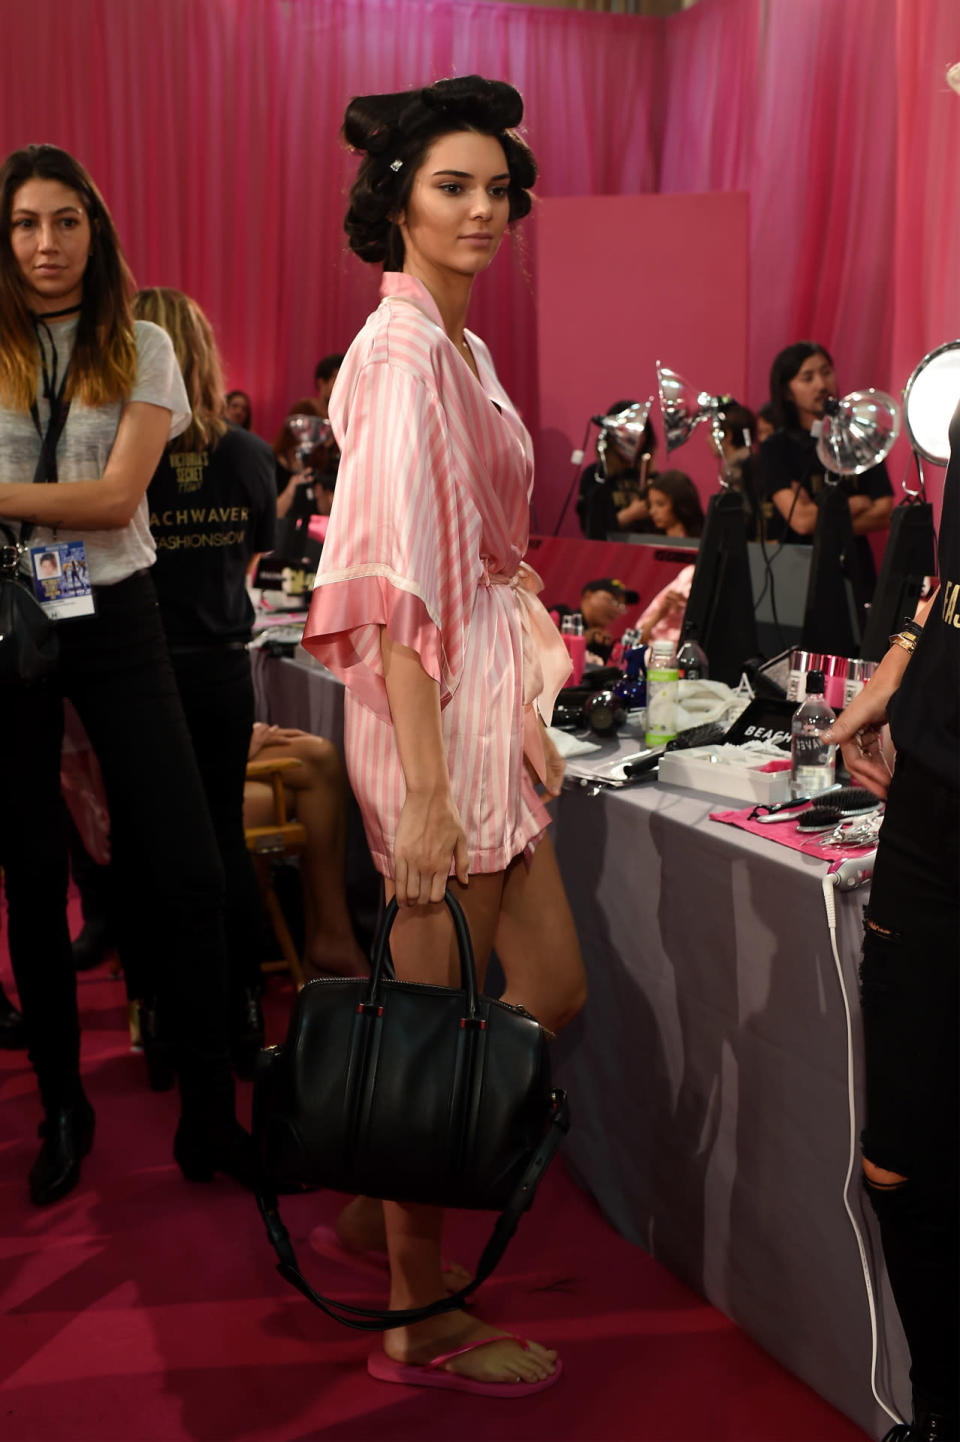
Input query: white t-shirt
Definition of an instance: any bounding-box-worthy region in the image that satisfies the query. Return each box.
[0,317,190,585]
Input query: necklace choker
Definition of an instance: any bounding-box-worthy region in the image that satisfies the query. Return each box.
[31,304,81,320]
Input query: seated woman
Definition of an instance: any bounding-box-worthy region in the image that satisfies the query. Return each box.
[756,341,893,599]
[576,401,658,539]
[637,471,704,645]
[244,723,367,982]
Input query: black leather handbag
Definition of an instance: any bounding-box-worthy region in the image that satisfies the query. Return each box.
[253,890,570,1330]
[0,524,59,686]
[0,382,72,686]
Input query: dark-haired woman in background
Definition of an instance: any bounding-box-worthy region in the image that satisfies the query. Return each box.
[757,341,893,596]
[224,388,252,429]
[303,76,585,1395]
[636,470,704,644]
[646,468,704,540]
[0,145,250,1205]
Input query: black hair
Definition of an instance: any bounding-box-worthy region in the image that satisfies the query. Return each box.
[720,402,756,448]
[647,469,705,538]
[342,76,536,269]
[314,353,344,385]
[768,341,834,430]
[0,143,136,409]
[224,389,251,429]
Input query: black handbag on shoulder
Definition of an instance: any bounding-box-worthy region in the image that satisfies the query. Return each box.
[0,373,73,686]
[253,890,570,1330]
[0,523,59,686]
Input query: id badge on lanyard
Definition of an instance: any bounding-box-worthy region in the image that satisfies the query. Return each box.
[28,540,94,619]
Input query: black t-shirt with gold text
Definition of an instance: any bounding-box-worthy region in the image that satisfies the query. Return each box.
[148,423,276,645]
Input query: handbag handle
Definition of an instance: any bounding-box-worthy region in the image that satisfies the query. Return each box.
[366,889,480,1020]
[256,1091,571,1331]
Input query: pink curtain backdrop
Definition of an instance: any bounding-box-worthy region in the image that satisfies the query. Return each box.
[0,0,957,504]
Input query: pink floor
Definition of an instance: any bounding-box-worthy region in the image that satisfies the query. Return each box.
[0,946,869,1442]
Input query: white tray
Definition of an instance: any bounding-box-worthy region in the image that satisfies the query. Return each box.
[658,744,792,804]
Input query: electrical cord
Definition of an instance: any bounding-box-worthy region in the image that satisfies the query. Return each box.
[553,418,595,536]
[821,870,902,1429]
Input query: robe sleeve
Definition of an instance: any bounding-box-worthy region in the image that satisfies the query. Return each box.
[301,360,481,722]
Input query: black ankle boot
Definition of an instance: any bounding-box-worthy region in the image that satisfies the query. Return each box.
[173,1116,257,1189]
[0,984,27,1050]
[174,1052,256,1189]
[29,1092,95,1206]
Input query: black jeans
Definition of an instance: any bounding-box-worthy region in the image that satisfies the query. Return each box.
[0,572,229,1114]
[859,753,959,1420]
[169,647,263,992]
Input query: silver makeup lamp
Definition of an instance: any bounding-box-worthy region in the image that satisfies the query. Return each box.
[859,347,956,658]
[801,386,901,658]
[654,361,758,684]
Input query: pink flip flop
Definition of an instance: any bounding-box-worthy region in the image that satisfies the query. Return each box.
[367,1334,562,1397]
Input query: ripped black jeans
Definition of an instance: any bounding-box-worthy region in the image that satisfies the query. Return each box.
[859,752,959,1422]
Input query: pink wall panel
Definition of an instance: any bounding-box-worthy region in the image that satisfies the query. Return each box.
[535,192,750,536]
[526,535,695,627]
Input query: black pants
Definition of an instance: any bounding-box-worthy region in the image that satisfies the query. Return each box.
[859,753,959,1420]
[169,647,263,992]
[0,572,229,1113]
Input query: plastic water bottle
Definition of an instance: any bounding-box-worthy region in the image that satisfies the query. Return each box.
[676,625,709,681]
[645,640,678,746]
[790,669,836,799]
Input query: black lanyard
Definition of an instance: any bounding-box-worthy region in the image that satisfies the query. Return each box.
[21,319,73,547]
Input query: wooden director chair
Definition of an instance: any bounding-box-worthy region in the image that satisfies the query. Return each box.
[244,756,307,990]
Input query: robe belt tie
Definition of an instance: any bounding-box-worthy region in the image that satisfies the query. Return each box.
[481,560,572,785]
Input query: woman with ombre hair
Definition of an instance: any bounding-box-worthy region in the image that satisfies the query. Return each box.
[0,146,251,1205]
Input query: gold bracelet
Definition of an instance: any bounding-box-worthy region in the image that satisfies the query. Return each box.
[889,631,917,655]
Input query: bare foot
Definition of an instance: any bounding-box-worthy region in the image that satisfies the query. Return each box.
[335,1197,473,1296]
[383,1311,558,1385]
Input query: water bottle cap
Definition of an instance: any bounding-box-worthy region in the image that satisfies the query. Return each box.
[805,669,825,693]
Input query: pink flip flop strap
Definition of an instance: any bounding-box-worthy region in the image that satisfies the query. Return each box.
[427,1333,527,1371]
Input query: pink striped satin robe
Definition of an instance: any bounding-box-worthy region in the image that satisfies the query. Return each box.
[302,272,570,877]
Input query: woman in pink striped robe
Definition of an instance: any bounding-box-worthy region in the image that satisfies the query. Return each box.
[302,78,585,1395]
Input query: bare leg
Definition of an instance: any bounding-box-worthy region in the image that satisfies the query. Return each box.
[377,866,574,1385]
[243,734,367,979]
[495,836,587,1034]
